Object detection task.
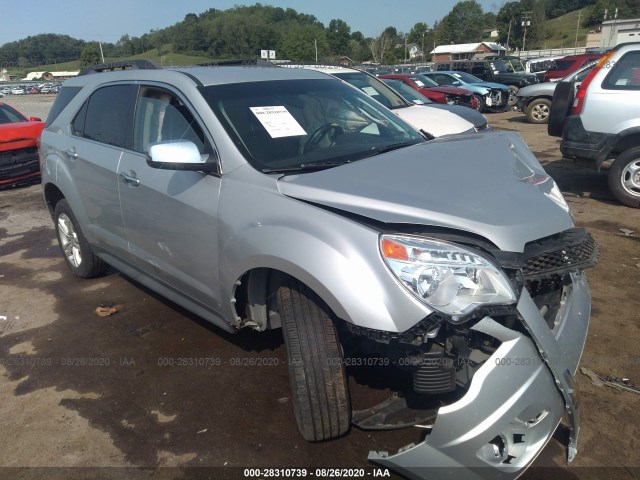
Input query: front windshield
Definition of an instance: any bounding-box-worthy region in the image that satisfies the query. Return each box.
[200,79,423,173]
[452,72,483,83]
[382,79,432,104]
[409,74,439,88]
[332,72,408,110]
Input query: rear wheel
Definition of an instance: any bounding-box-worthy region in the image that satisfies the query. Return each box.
[608,147,640,208]
[277,276,351,441]
[54,199,106,278]
[526,98,552,124]
[547,81,574,137]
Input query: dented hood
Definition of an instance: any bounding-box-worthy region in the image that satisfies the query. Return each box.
[0,121,44,151]
[277,131,574,253]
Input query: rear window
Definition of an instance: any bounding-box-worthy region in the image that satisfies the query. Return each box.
[45,86,81,127]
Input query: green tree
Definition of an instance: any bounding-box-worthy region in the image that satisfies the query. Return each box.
[278,24,328,61]
[80,43,101,67]
[327,19,351,55]
[437,0,485,45]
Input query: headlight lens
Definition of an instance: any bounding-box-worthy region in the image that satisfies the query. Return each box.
[380,235,516,320]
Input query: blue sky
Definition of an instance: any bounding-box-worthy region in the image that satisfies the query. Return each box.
[1,0,502,45]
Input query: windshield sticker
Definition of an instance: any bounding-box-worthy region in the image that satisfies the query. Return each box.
[249,106,307,138]
[361,86,378,96]
[414,80,425,87]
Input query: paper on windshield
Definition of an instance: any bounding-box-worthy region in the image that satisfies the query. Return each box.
[249,106,307,138]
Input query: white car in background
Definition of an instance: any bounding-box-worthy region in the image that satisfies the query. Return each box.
[286,65,489,138]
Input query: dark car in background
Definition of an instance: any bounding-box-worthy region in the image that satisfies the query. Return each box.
[378,73,478,109]
[0,102,44,188]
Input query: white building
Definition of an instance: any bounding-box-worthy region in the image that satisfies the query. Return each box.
[600,18,640,50]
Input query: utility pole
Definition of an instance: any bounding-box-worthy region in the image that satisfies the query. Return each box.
[422,32,425,62]
[575,11,581,48]
[506,18,512,53]
[521,12,532,52]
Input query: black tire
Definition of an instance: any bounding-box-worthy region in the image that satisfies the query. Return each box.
[547,81,574,137]
[53,199,106,278]
[526,98,552,124]
[608,147,640,208]
[507,85,519,107]
[277,276,351,441]
[473,94,485,112]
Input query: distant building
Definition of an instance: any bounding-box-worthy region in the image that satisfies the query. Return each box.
[430,42,505,62]
[24,71,79,81]
[482,28,499,39]
[600,18,640,50]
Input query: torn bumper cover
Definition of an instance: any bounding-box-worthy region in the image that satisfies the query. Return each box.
[369,271,590,480]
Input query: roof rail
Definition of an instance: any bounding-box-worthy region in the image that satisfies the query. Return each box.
[197,59,277,67]
[79,59,160,76]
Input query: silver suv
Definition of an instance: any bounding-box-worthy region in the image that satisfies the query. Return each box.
[549,42,640,207]
[40,61,598,479]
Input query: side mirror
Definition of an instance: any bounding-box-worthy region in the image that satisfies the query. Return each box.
[146,140,218,173]
[29,116,42,122]
[452,81,461,86]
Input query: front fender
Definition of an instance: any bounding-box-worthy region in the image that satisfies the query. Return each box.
[216,167,432,333]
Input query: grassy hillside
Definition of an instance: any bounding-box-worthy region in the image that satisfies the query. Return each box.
[6,46,215,78]
[542,7,594,49]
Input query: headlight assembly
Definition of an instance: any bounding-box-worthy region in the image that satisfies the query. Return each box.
[380,235,516,321]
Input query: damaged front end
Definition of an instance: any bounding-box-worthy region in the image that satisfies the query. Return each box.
[345,228,598,480]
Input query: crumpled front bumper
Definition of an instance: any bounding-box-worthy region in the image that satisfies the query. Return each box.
[369,271,591,480]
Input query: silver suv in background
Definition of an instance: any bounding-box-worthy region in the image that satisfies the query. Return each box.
[549,42,640,207]
[40,61,598,479]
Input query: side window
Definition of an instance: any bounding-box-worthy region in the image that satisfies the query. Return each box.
[603,51,640,90]
[435,74,454,85]
[72,85,136,148]
[133,86,207,154]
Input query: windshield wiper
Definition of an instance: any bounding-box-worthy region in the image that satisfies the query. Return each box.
[373,139,423,155]
[262,161,351,174]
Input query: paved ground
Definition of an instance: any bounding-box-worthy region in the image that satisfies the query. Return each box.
[1,95,639,479]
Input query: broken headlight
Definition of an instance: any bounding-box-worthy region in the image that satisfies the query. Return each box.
[380,235,516,320]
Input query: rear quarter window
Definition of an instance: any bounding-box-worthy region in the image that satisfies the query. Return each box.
[602,51,640,90]
[45,86,82,127]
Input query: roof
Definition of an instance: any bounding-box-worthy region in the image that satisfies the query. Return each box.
[430,42,506,55]
[63,65,334,89]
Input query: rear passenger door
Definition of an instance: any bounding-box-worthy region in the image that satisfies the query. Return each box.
[67,84,136,262]
[117,85,223,312]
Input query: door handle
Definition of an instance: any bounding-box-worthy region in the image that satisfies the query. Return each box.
[65,147,78,159]
[119,171,140,187]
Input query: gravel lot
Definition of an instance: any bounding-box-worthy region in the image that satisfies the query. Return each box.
[1,94,639,480]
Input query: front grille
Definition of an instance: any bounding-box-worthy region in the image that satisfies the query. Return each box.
[0,147,40,183]
[522,229,599,280]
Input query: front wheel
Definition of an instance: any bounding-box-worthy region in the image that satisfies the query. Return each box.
[54,199,106,278]
[277,276,351,441]
[608,147,640,208]
[473,94,485,112]
[526,98,552,124]
[507,85,519,107]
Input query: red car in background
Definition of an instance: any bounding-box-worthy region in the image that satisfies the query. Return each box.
[379,73,478,109]
[0,102,45,188]
[543,54,603,82]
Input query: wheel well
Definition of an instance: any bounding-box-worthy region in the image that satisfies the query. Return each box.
[43,183,65,216]
[232,268,288,332]
[525,96,552,107]
[610,133,640,158]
